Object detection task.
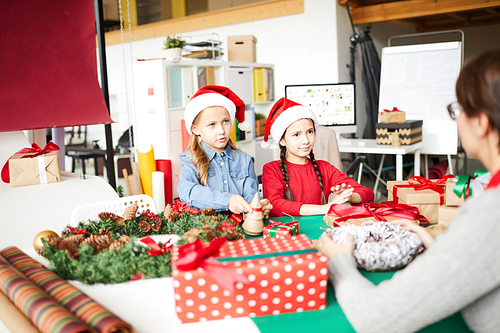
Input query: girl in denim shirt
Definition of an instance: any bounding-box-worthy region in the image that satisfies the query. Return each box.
[177,85,272,215]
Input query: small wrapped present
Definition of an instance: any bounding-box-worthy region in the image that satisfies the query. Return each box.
[263,219,299,238]
[438,206,457,228]
[379,107,406,123]
[376,120,423,145]
[323,201,429,228]
[387,176,455,224]
[171,234,327,323]
[445,171,491,207]
[2,143,61,187]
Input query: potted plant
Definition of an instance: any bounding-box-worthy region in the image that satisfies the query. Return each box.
[255,112,267,137]
[163,35,186,58]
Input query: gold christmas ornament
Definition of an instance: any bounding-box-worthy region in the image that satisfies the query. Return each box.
[242,193,264,236]
[33,230,59,253]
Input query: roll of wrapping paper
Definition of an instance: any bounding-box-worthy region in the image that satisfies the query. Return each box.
[155,159,173,205]
[0,255,93,333]
[0,289,39,333]
[152,171,166,211]
[137,145,156,197]
[0,247,133,333]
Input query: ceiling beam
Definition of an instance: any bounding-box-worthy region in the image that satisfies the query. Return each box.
[486,8,500,17]
[349,0,500,25]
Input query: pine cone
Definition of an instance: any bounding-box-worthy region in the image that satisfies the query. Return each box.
[210,216,222,222]
[201,208,216,217]
[64,234,85,244]
[123,203,139,221]
[226,229,246,241]
[167,211,180,223]
[115,217,126,227]
[82,235,112,248]
[99,228,111,236]
[98,212,119,222]
[58,239,78,254]
[118,235,130,244]
[61,227,73,237]
[108,240,125,251]
[183,228,201,243]
[164,204,173,217]
[46,235,62,247]
[138,220,151,233]
[205,231,217,242]
[150,216,162,232]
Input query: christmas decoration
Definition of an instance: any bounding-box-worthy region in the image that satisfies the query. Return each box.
[242,193,264,236]
[33,230,59,253]
[123,203,138,221]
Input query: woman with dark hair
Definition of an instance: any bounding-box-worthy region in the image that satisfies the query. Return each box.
[317,49,500,333]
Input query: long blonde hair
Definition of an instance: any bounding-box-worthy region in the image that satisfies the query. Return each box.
[188,112,238,186]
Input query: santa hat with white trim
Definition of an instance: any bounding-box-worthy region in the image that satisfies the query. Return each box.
[183,85,249,134]
[261,97,318,149]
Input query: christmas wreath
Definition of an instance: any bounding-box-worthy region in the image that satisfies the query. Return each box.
[39,201,245,284]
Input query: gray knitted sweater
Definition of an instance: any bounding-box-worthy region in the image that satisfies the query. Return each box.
[328,187,500,333]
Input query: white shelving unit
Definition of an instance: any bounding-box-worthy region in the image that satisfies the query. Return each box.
[133,59,274,199]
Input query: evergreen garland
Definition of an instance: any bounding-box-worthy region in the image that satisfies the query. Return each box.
[41,204,244,284]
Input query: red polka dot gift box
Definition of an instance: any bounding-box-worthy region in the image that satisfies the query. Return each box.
[171,233,328,323]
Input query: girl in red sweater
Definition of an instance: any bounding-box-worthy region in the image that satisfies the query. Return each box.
[261,98,373,217]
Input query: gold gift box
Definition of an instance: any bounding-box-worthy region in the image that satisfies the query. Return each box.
[387,180,441,224]
[438,205,457,228]
[9,151,61,187]
[379,110,406,123]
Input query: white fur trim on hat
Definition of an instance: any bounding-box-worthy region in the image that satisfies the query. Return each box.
[184,93,236,134]
[270,105,318,142]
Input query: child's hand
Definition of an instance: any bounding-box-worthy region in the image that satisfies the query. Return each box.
[228,194,253,214]
[260,199,273,217]
[328,187,354,205]
[390,219,435,249]
[317,233,354,259]
[331,183,352,196]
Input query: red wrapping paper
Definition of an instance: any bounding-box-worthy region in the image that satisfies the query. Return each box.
[171,234,327,323]
[156,159,173,205]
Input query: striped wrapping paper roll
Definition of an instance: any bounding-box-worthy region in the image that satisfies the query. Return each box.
[0,255,94,333]
[0,247,133,333]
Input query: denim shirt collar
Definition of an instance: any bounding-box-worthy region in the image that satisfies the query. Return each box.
[200,140,233,161]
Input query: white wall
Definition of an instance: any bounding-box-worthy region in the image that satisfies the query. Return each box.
[88,0,346,148]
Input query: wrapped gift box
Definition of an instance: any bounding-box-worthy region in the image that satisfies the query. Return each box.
[376,120,423,145]
[9,151,60,187]
[438,205,457,228]
[387,179,447,224]
[445,173,490,207]
[263,221,299,238]
[379,108,406,123]
[171,234,328,323]
[445,181,464,207]
[323,201,427,228]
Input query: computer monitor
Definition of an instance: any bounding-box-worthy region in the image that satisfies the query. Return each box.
[285,83,357,135]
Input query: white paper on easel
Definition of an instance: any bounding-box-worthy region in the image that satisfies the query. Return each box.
[152,171,165,211]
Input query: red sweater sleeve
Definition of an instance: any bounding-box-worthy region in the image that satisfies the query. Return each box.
[262,162,303,217]
[319,161,374,203]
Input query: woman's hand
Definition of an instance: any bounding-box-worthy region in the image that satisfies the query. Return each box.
[317,233,354,259]
[390,219,435,249]
[328,187,354,205]
[260,199,273,217]
[228,194,253,214]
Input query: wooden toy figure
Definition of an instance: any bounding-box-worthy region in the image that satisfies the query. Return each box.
[242,193,265,236]
[392,129,401,147]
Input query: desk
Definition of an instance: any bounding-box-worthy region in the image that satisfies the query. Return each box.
[338,139,424,193]
[4,216,469,333]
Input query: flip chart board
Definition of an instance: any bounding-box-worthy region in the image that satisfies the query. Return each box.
[378,41,462,155]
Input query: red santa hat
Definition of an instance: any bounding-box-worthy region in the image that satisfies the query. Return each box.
[184,85,249,135]
[261,97,318,149]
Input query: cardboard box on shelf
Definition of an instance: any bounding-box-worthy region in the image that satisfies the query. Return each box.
[172,234,327,323]
[228,35,257,63]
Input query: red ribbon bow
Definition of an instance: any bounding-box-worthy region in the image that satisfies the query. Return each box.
[175,237,250,294]
[382,107,401,112]
[328,201,429,227]
[140,236,173,256]
[1,142,60,183]
[227,213,243,224]
[393,175,456,205]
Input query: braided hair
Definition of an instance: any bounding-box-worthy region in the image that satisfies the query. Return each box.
[279,133,326,205]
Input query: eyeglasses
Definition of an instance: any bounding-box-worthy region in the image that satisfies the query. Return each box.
[447,102,462,120]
